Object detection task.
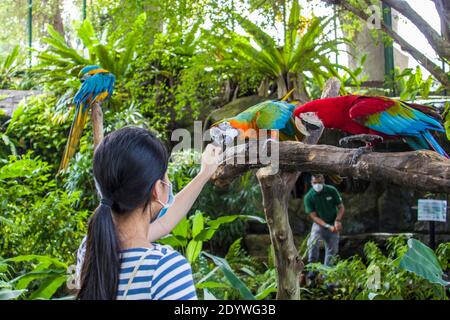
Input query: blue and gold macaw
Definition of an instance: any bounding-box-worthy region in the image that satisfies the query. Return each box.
[59,65,115,171]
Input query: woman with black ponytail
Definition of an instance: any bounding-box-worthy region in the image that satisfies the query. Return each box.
[76,126,221,300]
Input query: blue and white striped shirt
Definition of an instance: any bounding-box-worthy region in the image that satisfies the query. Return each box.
[76,239,197,300]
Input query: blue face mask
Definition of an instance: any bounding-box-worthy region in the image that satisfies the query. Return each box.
[153,180,174,222]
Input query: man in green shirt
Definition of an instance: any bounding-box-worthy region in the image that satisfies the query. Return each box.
[304,174,345,269]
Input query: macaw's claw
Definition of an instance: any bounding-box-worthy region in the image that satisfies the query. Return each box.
[339,134,383,147]
[350,146,372,165]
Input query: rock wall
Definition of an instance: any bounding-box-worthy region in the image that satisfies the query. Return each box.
[0,90,42,116]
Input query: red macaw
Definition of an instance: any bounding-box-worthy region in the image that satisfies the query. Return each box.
[294,95,448,159]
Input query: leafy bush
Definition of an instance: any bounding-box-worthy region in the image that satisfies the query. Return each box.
[128,20,224,133]
[6,94,70,170]
[35,17,146,94]
[389,66,434,100]
[304,236,449,300]
[0,154,88,264]
[0,254,70,300]
[194,238,276,300]
[168,149,263,251]
[0,45,22,89]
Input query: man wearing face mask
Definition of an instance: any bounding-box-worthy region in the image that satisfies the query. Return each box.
[304,174,345,276]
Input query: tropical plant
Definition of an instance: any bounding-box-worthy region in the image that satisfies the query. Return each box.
[304,236,449,300]
[168,149,264,251]
[0,45,22,89]
[389,66,434,101]
[128,18,228,133]
[0,254,69,300]
[0,154,89,263]
[35,15,146,93]
[399,238,449,288]
[193,238,277,300]
[209,0,357,101]
[6,94,70,170]
[157,210,265,263]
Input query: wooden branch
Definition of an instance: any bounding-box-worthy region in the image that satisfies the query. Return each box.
[256,169,303,299]
[213,141,450,193]
[91,102,104,149]
[381,0,450,60]
[327,0,450,88]
[432,0,450,44]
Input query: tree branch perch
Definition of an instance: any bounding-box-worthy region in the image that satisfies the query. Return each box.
[213,141,450,193]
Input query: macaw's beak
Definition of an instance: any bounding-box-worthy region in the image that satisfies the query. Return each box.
[295,117,311,137]
[79,73,89,82]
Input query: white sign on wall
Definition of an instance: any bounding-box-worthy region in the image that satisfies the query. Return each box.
[417,199,447,222]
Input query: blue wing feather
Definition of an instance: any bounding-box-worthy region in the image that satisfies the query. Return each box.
[73,72,115,109]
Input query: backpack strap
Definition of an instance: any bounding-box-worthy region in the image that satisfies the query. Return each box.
[122,248,153,300]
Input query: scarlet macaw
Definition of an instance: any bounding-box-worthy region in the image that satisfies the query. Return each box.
[210,100,308,145]
[294,95,448,158]
[59,65,115,171]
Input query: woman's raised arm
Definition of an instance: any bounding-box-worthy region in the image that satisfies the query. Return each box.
[148,144,222,242]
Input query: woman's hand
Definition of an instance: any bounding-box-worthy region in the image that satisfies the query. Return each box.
[199,144,223,179]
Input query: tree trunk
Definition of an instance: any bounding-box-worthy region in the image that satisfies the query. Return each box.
[224,79,232,102]
[52,0,65,37]
[287,72,310,103]
[232,84,240,101]
[92,102,104,149]
[276,74,288,99]
[433,0,450,43]
[258,78,270,97]
[256,169,303,300]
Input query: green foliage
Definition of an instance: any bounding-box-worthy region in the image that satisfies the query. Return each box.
[0,254,69,300]
[390,66,434,101]
[442,102,450,141]
[158,210,264,263]
[35,17,145,94]
[209,1,357,98]
[0,45,22,89]
[436,242,450,271]
[168,149,263,250]
[0,113,17,159]
[128,19,229,133]
[304,236,448,300]
[399,239,449,287]
[202,251,256,300]
[194,238,276,300]
[0,154,88,264]
[6,94,70,170]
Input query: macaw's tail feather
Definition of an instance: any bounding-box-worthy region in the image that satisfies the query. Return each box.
[328,174,343,185]
[59,107,89,171]
[404,136,429,151]
[422,130,449,158]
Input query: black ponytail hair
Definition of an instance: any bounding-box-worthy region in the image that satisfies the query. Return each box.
[77,127,169,300]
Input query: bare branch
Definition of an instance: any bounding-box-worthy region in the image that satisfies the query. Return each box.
[432,0,450,43]
[381,0,450,60]
[327,0,450,88]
